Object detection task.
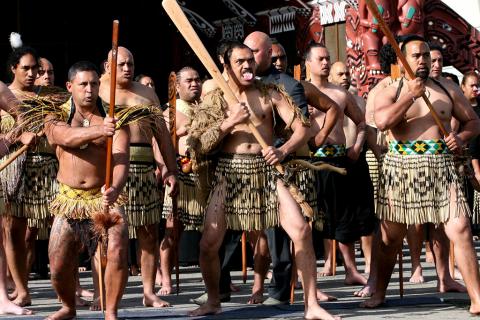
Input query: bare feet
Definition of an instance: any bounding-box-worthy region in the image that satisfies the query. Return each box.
[89,297,101,311]
[157,285,173,296]
[316,289,337,302]
[425,251,434,264]
[364,266,370,275]
[76,287,93,298]
[44,306,76,319]
[188,303,221,317]
[155,269,162,286]
[454,268,463,281]
[230,282,240,292]
[360,294,385,308]
[143,293,171,308]
[266,271,272,280]
[470,302,480,315]
[353,284,375,297]
[130,265,140,276]
[75,296,90,307]
[8,289,17,300]
[318,266,333,277]
[105,311,119,320]
[344,271,367,286]
[437,279,467,293]
[304,304,341,320]
[0,299,33,315]
[247,291,264,304]
[78,267,87,272]
[409,266,424,284]
[12,294,31,307]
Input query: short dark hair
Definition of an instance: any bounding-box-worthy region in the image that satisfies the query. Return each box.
[7,46,39,77]
[441,72,459,85]
[67,61,99,81]
[379,43,397,75]
[217,39,240,62]
[304,42,327,60]
[429,43,443,55]
[400,34,427,55]
[462,71,479,85]
[176,66,198,82]
[223,42,252,66]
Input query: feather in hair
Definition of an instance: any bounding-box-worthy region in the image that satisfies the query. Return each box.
[9,32,22,50]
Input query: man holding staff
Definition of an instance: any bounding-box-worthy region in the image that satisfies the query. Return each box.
[44,61,130,320]
[187,42,340,320]
[363,35,480,314]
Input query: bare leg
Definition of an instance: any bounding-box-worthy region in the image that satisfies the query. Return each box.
[354,229,380,298]
[361,235,373,274]
[89,251,103,312]
[25,226,38,275]
[248,231,269,304]
[428,224,466,293]
[2,215,30,306]
[104,210,129,320]
[443,211,480,314]
[361,220,407,308]
[188,183,227,317]
[339,242,367,285]
[158,217,174,296]
[406,224,424,283]
[277,182,340,320]
[0,218,31,315]
[425,241,434,263]
[137,224,170,307]
[319,239,333,276]
[47,216,78,320]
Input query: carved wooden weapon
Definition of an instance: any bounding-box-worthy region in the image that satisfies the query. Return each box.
[161,0,314,217]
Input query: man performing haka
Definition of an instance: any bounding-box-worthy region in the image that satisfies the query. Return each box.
[363,35,480,314]
[187,42,340,320]
[100,46,178,308]
[44,61,130,320]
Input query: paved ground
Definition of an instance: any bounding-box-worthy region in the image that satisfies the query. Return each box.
[4,242,479,319]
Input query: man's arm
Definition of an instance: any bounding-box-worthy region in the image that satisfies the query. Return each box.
[450,82,480,148]
[0,81,20,117]
[151,117,179,178]
[344,91,366,160]
[44,115,115,148]
[374,78,425,130]
[103,126,130,205]
[301,80,340,146]
[263,90,309,165]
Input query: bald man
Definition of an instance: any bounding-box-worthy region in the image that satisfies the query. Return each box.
[329,61,378,276]
[244,31,340,304]
[305,44,367,285]
[100,46,178,309]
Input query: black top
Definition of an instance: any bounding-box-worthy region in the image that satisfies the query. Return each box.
[258,66,309,118]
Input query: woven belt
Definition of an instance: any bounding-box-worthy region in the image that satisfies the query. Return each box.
[388,139,449,155]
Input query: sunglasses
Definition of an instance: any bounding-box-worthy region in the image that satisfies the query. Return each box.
[271,55,287,63]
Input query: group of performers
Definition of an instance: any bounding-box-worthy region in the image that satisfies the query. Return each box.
[0,26,479,320]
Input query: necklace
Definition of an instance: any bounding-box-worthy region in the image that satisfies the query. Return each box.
[77,111,94,127]
[77,111,94,149]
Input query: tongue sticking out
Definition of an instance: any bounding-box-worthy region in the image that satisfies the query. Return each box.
[243,72,253,81]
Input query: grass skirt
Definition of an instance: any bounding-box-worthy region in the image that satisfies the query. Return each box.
[377,153,469,224]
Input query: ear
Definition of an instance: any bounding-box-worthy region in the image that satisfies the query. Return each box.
[104,60,110,74]
[66,81,73,93]
[10,65,16,76]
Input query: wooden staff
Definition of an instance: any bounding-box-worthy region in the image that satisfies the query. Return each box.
[161,0,314,218]
[99,19,119,314]
[449,241,455,278]
[0,144,28,172]
[364,0,448,136]
[167,71,181,294]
